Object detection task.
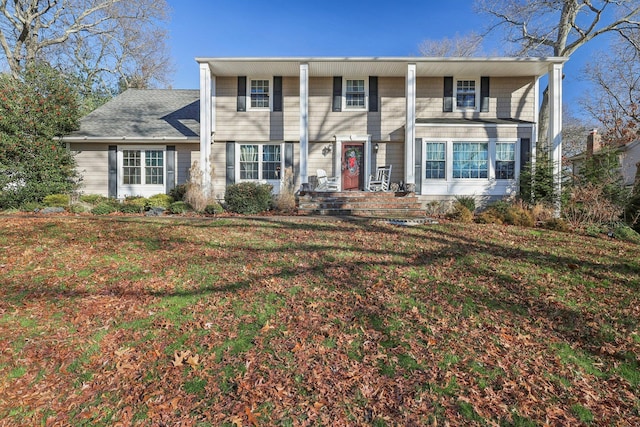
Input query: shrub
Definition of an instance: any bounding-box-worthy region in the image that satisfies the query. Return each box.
[519,151,559,206]
[68,204,86,214]
[91,202,118,215]
[169,184,187,201]
[204,202,224,215]
[147,194,174,209]
[119,203,143,214]
[123,196,148,212]
[43,194,69,207]
[475,208,504,225]
[542,218,570,232]
[446,202,474,223]
[169,201,190,214]
[225,182,273,214]
[454,195,476,213]
[19,201,41,212]
[80,194,108,205]
[611,222,640,244]
[273,167,296,213]
[504,205,535,227]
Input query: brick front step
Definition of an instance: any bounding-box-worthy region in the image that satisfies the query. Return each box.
[296,191,425,218]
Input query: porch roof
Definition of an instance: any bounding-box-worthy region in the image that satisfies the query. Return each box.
[196,56,567,78]
[416,117,535,126]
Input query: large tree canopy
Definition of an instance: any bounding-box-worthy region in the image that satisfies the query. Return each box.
[0,64,79,208]
[475,0,640,147]
[0,0,172,94]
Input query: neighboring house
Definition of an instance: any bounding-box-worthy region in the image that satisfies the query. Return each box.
[569,129,640,187]
[64,57,567,203]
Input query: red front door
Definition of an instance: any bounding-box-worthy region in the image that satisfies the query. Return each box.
[342,143,364,191]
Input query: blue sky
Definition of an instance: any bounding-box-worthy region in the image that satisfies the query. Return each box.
[166,0,602,113]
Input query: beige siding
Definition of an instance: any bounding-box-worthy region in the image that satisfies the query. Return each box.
[177,144,199,186]
[71,143,109,196]
[416,76,536,122]
[215,76,300,142]
[373,142,405,184]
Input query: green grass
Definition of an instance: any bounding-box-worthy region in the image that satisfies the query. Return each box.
[0,216,638,425]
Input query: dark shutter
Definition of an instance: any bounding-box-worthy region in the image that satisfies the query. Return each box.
[520,138,531,170]
[273,76,283,112]
[226,142,235,185]
[237,76,246,112]
[332,76,342,112]
[443,76,453,112]
[285,142,294,170]
[108,145,117,198]
[369,76,378,112]
[414,139,422,194]
[166,145,175,193]
[480,76,490,112]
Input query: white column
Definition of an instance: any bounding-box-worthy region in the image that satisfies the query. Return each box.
[299,63,309,187]
[405,63,417,185]
[199,62,212,191]
[548,62,563,216]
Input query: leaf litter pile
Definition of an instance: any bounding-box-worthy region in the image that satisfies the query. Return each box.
[0,216,638,426]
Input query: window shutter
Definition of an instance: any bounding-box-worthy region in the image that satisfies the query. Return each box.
[273,76,283,112]
[414,139,422,194]
[285,142,294,171]
[237,76,246,112]
[520,138,531,170]
[443,77,453,112]
[226,142,235,185]
[166,146,176,193]
[108,145,117,198]
[480,77,490,112]
[369,76,378,112]
[332,76,342,112]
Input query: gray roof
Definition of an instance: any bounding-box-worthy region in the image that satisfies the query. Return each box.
[66,89,200,140]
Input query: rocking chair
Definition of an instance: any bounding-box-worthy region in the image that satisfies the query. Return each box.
[368,165,392,192]
[315,169,340,191]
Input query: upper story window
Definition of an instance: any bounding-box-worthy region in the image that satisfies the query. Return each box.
[345,79,366,109]
[456,79,476,109]
[250,79,270,109]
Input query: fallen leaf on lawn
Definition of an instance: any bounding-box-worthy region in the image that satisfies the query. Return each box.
[230,416,243,427]
[186,353,200,367]
[245,406,260,426]
[260,320,274,333]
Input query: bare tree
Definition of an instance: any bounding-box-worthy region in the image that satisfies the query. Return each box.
[476,0,640,148]
[581,30,640,145]
[418,32,484,56]
[0,0,172,91]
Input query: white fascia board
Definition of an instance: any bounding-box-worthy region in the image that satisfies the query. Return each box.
[61,136,199,143]
[415,123,534,128]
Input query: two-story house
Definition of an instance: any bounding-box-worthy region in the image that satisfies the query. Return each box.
[64,57,566,205]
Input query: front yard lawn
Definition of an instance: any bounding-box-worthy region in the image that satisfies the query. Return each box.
[0,215,638,426]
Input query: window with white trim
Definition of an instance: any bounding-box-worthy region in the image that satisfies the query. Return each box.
[239,144,282,181]
[250,79,270,109]
[453,142,488,179]
[122,149,164,185]
[344,78,367,109]
[495,143,516,179]
[456,79,477,109]
[425,142,445,179]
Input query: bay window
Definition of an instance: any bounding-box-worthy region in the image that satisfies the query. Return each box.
[425,143,446,179]
[495,143,516,179]
[453,142,488,179]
